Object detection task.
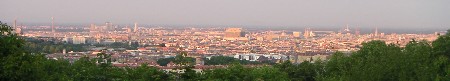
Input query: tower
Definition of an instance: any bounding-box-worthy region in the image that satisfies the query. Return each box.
[13,18,22,35]
[134,22,138,32]
[309,29,314,37]
[304,28,312,38]
[51,17,55,38]
[344,24,350,32]
[374,27,378,37]
[126,25,132,33]
[52,17,54,33]
[13,18,17,29]
[355,28,360,36]
[343,24,351,34]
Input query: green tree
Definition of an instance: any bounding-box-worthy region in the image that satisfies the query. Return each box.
[204,63,289,81]
[124,64,173,81]
[0,21,29,80]
[157,57,176,66]
[275,60,320,81]
[317,40,450,81]
[173,51,193,66]
[431,29,450,80]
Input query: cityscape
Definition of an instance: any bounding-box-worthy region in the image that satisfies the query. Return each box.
[1,0,449,81]
[10,20,446,68]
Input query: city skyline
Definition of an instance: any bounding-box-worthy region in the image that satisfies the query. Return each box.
[1,0,449,29]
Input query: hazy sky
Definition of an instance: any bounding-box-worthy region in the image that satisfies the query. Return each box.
[1,0,449,28]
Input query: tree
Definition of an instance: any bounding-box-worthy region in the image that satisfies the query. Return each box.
[431,29,450,80]
[156,53,195,66]
[275,60,320,81]
[0,21,30,80]
[204,56,238,65]
[317,40,449,81]
[204,62,289,81]
[0,21,24,57]
[170,51,202,80]
[433,30,450,58]
[251,66,289,81]
[179,66,205,81]
[124,64,173,81]
[173,51,193,66]
[157,57,175,66]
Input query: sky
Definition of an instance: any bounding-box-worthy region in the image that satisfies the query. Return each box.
[1,0,449,29]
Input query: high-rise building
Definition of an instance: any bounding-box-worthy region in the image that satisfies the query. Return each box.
[89,24,98,36]
[224,28,245,38]
[89,24,96,32]
[13,18,22,35]
[293,31,301,38]
[105,22,112,31]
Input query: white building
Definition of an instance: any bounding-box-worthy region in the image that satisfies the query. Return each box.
[73,36,86,44]
[234,54,287,61]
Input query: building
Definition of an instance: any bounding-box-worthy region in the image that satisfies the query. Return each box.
[343,24,351,34]
[126,25,132,33]
[224,28,245,39]
[195,57,204,65]
[134,22,138,32]
[13,18,22,35]
[105,22,113,31]
[293,32,301,38]
[296,54,328,63]
[73,36,86,44]
[374,27,378,37]
[304,28,314,39]
[63,36,73,44]
[355,28,360,36]
[15,28,22,35]
[51,17,55,35]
